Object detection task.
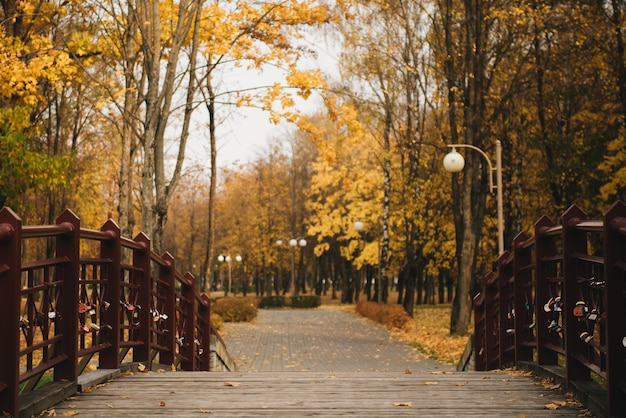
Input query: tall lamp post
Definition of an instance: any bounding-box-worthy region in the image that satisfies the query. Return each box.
[276,238,307,294]
[217,254,242,296]
[443,140,504,255]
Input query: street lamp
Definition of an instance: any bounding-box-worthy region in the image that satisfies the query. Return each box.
[443,140,504,255]
[276,238,307,294]
[217,254,242,296]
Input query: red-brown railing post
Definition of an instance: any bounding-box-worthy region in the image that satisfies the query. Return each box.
[604,201,626,416]
[534,215,558,365]
[159,253,176,367]
[54,209,80,382]
[181,272,196,371]
[498,251,515,367]
[133,233,151,364]
[512,232,534,362]
[561,204,590,382]
[99,220,121,369]
[483,271,499,370]
[0,207,22,417]
[200,294,212,371]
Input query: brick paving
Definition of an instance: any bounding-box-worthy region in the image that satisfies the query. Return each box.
[222,307,454,373]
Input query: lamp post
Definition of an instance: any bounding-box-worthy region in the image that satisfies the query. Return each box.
[443,140,504,255]
[276,238,307,295]
[217,254,242,296]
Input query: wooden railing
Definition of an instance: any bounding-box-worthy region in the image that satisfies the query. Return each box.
[0,207,234,418]
[474,201,626,417]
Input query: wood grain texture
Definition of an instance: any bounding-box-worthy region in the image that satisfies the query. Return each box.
[49,370,585,417]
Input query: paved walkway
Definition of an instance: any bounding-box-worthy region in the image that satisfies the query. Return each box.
[222,307,454,373]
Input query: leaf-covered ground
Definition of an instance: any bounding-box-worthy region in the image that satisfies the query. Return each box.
[395,305,471,366]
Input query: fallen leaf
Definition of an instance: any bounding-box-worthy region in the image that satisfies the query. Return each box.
[393,402,412,407]
[455,381,468,386]
[160,401,167,407]
[545,403,559,410]
[199,409,210,414]
[62,412,78,416]
[422,381,439,385]
[137,363,146,372]
[224,382,241,387]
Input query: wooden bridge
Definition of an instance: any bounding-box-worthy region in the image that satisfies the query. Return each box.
[1,203,625,417]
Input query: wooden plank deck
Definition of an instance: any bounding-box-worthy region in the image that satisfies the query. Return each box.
[47,370,587,417]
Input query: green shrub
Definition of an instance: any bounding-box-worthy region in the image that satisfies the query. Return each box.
[259,295,286,309]
[212,297,258,322]
[290,295,321,309]
[355,301,410,329]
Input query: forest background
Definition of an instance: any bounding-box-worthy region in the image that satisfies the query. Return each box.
[2,0,626,336]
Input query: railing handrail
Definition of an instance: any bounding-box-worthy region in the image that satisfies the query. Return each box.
[0,207,229,418]
[474,201,626,418]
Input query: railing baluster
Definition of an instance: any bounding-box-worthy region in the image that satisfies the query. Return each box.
[0,208,22,417]
[604,201,626,416]
[100,220,121,369]
[562,205,591,382]
[54,210,80,382]
[133,233,151,365]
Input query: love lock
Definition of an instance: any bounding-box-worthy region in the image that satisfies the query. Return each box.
[48,310,58,320]
[89,322,101,331]
[176,336,184,345]
[587,309,599,321]
[506,328,514,335]
[19,316,30,329]
[120,300,135,311]
[580,331,593,343]
[152,310,160,322]
[78,302,88,314]
[89,307,97,316]
[573,301,588,318]
[543,298,554,313]
[552,296,562,312]
[548,320,563,333]
[160,313,168,321]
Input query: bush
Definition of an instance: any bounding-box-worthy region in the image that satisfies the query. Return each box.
[355,301,410,329]
[258,295,286,309]
[210,312,224,330]
[290,295,321,309]
[212,297,258,322]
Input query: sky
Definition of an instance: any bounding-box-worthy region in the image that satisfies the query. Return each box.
[184,31,340,172]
